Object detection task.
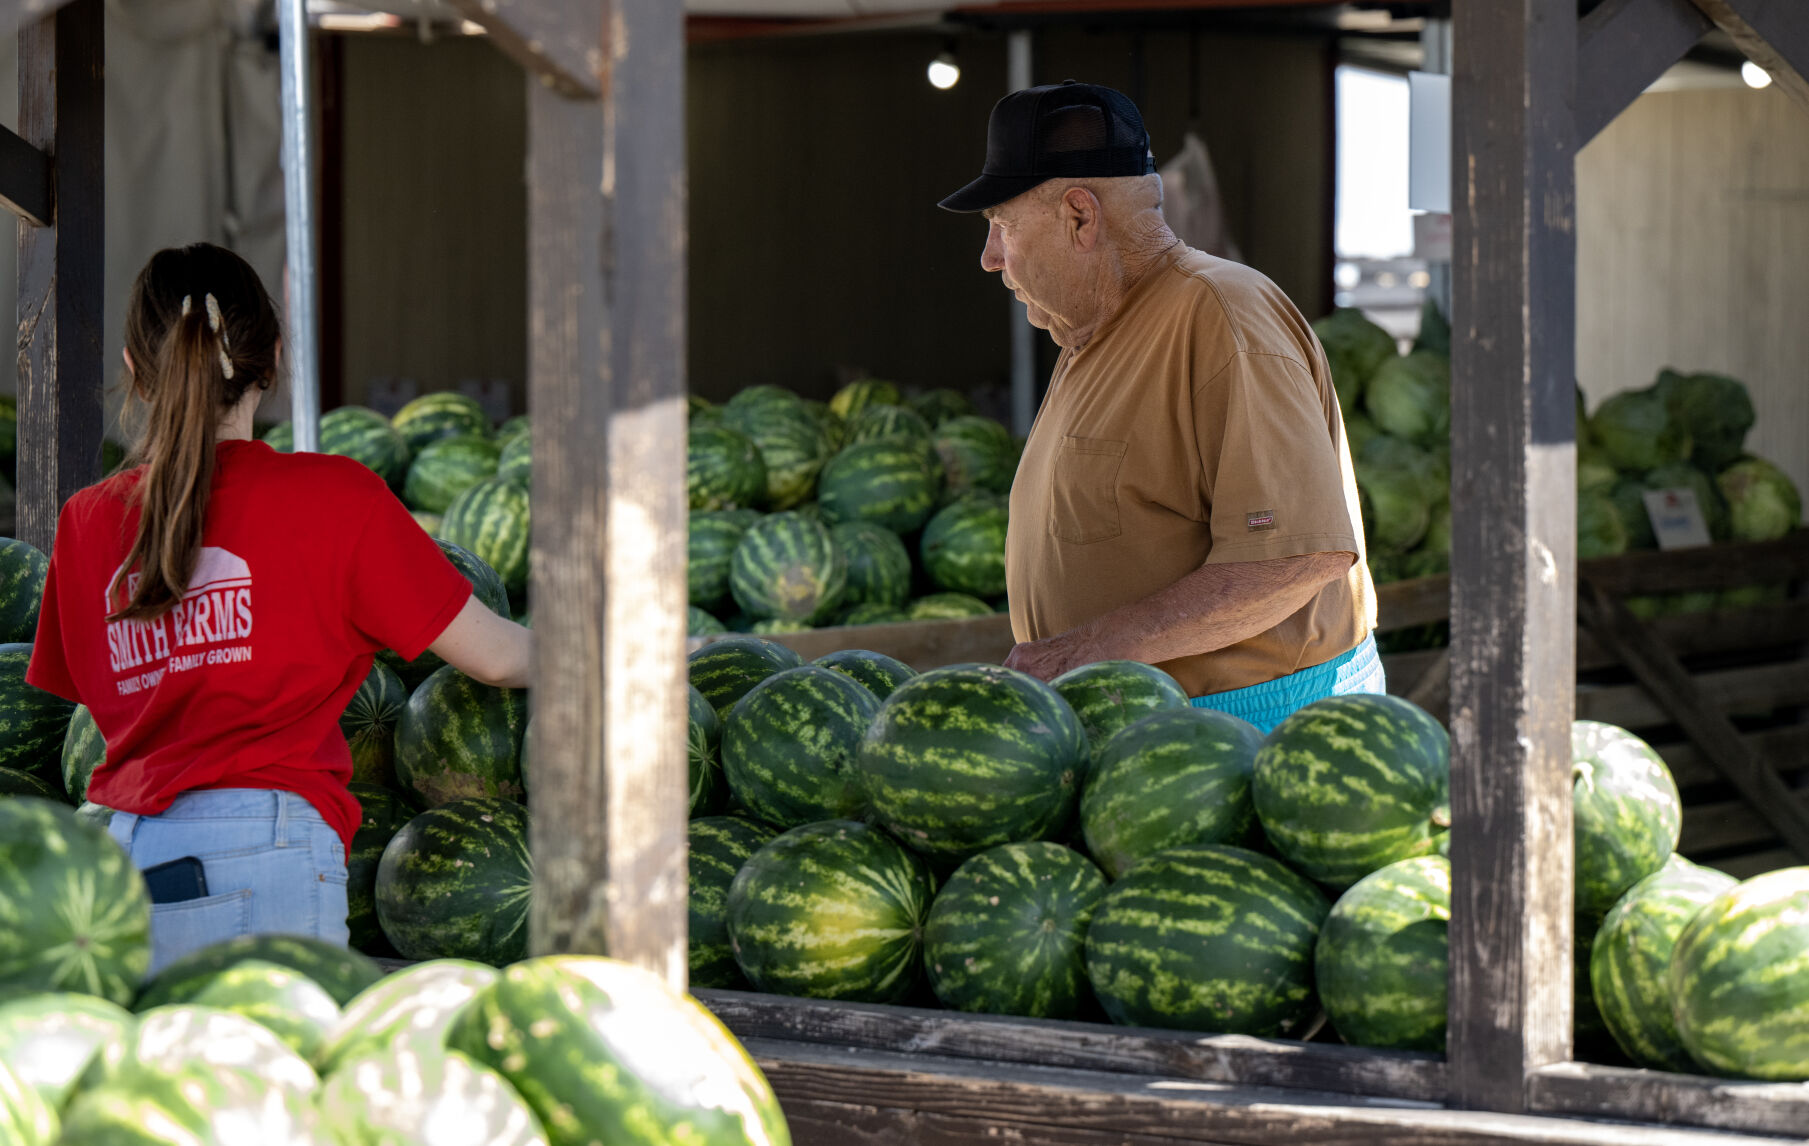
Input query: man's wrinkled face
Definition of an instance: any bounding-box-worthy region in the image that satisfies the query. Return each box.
[979,189,1071,333]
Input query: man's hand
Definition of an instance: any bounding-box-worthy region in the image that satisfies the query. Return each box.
[1002,628,1103,682]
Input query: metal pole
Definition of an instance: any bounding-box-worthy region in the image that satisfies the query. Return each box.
[1007,29,1036,436]
[278,0,321,452]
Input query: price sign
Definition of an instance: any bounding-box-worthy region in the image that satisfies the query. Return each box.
[1642,488,1713,551]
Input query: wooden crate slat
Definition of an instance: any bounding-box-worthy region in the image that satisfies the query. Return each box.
[1375,575,1453,632]
[1575,661,1809,730]
[1577,536,1809,599]
[1702,847,1802,880]
[1662,725,1809,790]
[1680,790,1809,855]
[1575,602,1809,672]
[698,989,1446,1104]
[1529,1062,1809,1139]
[777,1098,1218,1146]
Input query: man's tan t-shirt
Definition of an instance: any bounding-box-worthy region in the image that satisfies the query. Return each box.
[1006,244,1376,697]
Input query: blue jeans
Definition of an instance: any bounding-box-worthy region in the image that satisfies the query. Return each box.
[1190,634,1387,734]
[107,789,351,975]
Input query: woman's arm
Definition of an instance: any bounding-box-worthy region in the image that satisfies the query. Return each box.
[427,597,534,689]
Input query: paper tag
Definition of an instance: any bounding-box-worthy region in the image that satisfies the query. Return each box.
[1642,488,1713,550]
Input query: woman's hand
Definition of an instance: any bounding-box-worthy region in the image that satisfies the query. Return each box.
[427,596,533,689]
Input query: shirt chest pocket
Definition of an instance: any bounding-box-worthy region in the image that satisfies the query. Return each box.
[1048,435,1128,544]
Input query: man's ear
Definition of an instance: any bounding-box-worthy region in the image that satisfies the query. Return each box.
[1062,186,1103,250]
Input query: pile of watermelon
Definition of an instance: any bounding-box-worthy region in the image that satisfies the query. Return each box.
[0,800,789,1146]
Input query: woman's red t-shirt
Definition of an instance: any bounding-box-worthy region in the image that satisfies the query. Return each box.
[26,439,473,852]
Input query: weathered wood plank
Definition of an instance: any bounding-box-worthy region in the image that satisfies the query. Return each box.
[1403,648,1452,724]
[14,0,102,554]
[1687,0,1809,114]
[780,1098,1239,1146]
[1529,1061,1809,1139]
[444,0,601,99]
[1681,791,1809,855]
[1662,724,1809,790]
[1576,0,1712,146]
[698,990,1447,1104]
[1575,660,1809,729]
[526,0,689,984]
[689,613,1015,671]
[1579,535,1809,598]
[1447,0,1579,1112]
[1704,847,1799,879]
[0,124,50,225]
[1375,575,1452,633]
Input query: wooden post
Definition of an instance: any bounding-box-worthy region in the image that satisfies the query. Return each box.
[15,0,102,553]
[1688,0,1809,113]
[524,0,690,988]
[1447,0,1578,1113]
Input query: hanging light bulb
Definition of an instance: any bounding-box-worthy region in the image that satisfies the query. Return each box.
[1741,61,1773,89]
[928,50,961,90]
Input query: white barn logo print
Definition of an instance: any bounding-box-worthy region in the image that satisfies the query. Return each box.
[106,547,256,696]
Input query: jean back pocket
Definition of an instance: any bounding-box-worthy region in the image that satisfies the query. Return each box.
[149,888,253,975]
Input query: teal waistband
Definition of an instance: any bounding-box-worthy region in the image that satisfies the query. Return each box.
[1190,635,1384,734]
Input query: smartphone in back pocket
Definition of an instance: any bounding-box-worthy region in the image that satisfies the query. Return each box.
[142,856,209,904]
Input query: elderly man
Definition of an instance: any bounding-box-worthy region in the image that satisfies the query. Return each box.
[940,81,1382,733]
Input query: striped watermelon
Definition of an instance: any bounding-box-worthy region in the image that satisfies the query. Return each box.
[722,666,880,829]
[318,1044,546,1146]
[497,429,531,485]
[80,1004,317,1095]
[922,842,1107,1019]
[687,636,805,713]
[393,665,527,807]
[440,476,531,595]
[403,433,501,514]
[725,404,830,510]
[0,1056,54,1146]
[60,705,105,804]
[909,388,978,428]
[1591,855,1736,1071]
[0,799,149,1006]
[1079,708,1263,879]
[839,602,910,626]
[0,767,62,802]
[381,539,512,688]
[920,495,1008,598]
[322,405,413,484]
[813,649,916,701]
[933,415,1018,495]
[1315,855,1451,1051]
[728,819,934,1002]
[818,439,939,535]
[135,934,383,1011]
[829,377,901,422]
[687,683,728,817]
[261,420,295,452]
[1670,867,1809,1080]
[726,384,805,416]
[857,664,1087,864]
[907,592,994,621]
[688,424,767,511]
[1085,844,1331,1036]
[843,403,932,448]
[341,662,407,788]
[412,510,442,535]
[184,959,341,1060]
[1571,721,1682,920]
[1253,694,1451,890]
[345,782,419,955]
[59,1058,321,1145]
[0,644,74,779]
[447,954,791,1146]
[690,509,760,610]
[830,521,912,610]
[74,802,115,830]
[391,391,492,455]
[0,538,47,644]
[689,606,728,636]
[0,991,132,1109]
[729,511,846,623]
[750,618,811,635]
[805,401,845,453]
[498,414,531,444]
[689,815,780,989]
[376,797,533,965]
[1052,660,1191,762]
[317,958,497,1072]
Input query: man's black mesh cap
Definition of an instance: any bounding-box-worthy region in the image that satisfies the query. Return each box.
[938,80,1156,214]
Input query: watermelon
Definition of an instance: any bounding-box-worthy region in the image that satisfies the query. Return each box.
[497,428,531,484]
[318,1045,547,1145]
[909,388,978,428]
[0,644,74,779]
[729,510,846,623]
[807,402,846,453]
[728,819,934,1003]
[1085,844,1331,1036]
[1670,866,1809,1080]
[81,1004,318,1096]
[689,606,728,636]
[412,510,442,535]
[391,390,492,455]
[184,959,340,1060]
[135,934,383,1011]
[0,992,132,1109]
[0,1058,53,1146]
[497,414,531,443]
[261,420,295,451]
[690,509,759,610]
[688,424,767,512]
[920,495,1008,598]
[857,664,1087,864]
[907,592,994,621]
[689,815,780,989]
[933,415,1018,494]
[818,439,939,535]
[375,797,533,965]
[341,662,407,788]
[722,665,879,829]
[403,433,501,513]
[394,664,527,807]
[750,618,811,635]
[73,801,115,829]
[724,403,829,510]
[380,538,512,688]
[61,704,105,803]
[0,800,149,1006]
[1591,855,1737,1071]
[829,377,901,422]
[1571,721,1682,920]
[1080,708,1263,880]
[0,538,47,644]
[316,958,498,1072]
[0,767,62,802]
[1052,660,1191,761]
[1252,694,1451,890]
[687,683,727,816]
[839,602,910,626]
[813,648,916,701]
[321,405,412,484]
[60,1057,321,1144]
[447,954,791,1146]
[1315,855,1451,1051]
[830,521,912,610]
[344,782,419,954]
[687,636,806,713]
[440,476,531,595]
[922,842,1107,1019]
[843,403,932,447]
[725,384,805,416]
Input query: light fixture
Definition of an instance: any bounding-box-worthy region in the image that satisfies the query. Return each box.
[928,50,961,91]
[1741,61,1774,89]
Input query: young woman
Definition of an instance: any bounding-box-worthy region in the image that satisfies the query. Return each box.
[27,243,531,973]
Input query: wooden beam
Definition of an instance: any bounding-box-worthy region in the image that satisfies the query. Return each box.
[1576,0,1712,146]
[1688,0,1809,114]
[0,124,50,226]
[1575,578,1809,860]
[445,0,601,100]
[15,0,102,554]
[1529,1061,1809,1139]
[525,0,689,987]
[1578,534,1809,597]
[1447,0,1579,1113]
